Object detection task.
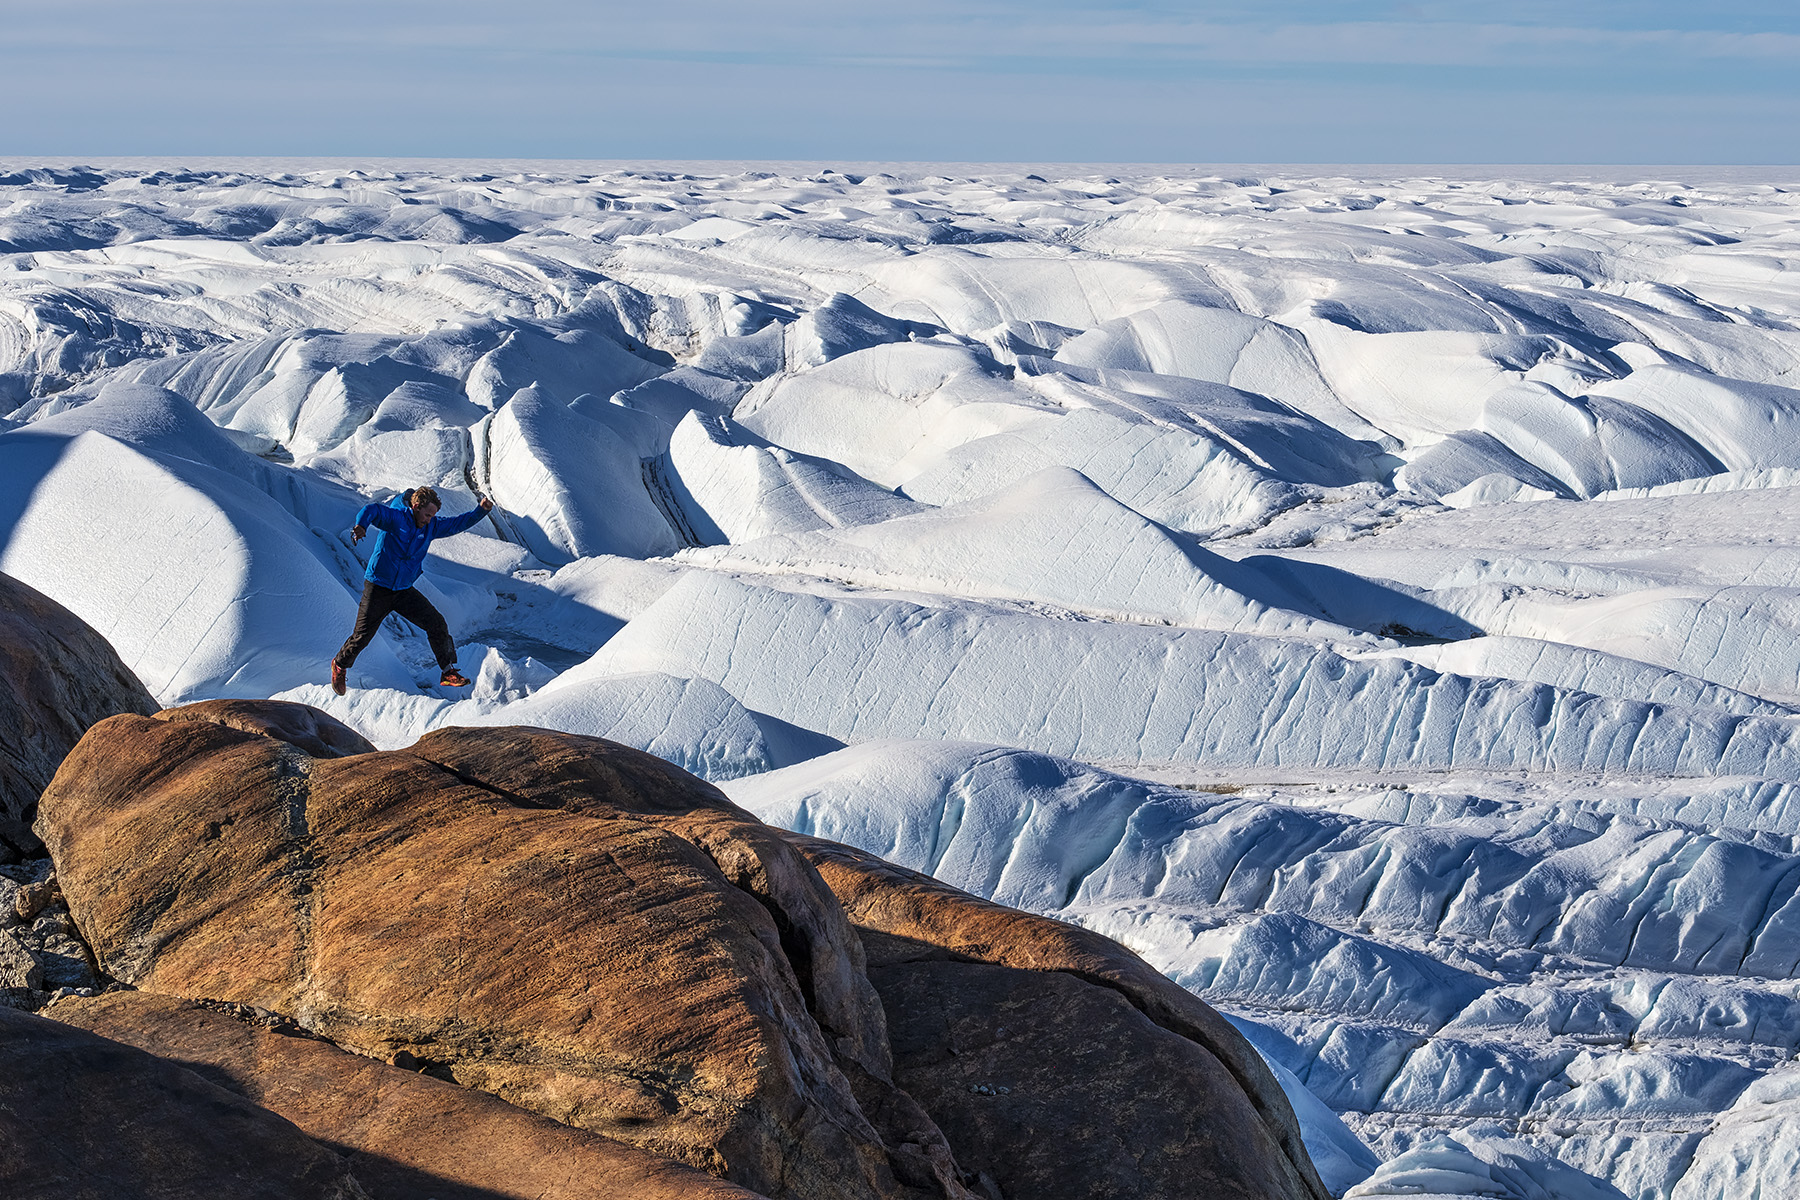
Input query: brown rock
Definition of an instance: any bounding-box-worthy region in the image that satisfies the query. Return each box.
[37,704,969,1200]
[784,833,1332,1200]
[49,989,770,1200]
[157,697,377,759]
[13,879,51,923]
[0,571,157,860]
[0,1004,360,1199]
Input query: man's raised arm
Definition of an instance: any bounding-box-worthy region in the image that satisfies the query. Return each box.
[437,495,496,537]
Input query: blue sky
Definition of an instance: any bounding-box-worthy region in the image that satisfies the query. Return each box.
[2,1,1797,163]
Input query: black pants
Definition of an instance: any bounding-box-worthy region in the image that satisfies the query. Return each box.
[335,582,456,671]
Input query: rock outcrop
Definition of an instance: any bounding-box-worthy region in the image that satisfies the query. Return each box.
[0,1003,363,1199]
[47,990,765,1200]
[155,696,377,759]
[0,571,157,860]
[37,700,1328,1200]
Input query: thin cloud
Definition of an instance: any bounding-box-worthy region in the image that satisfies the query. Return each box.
[6,4,1799,69]
[1021,19,1800,64]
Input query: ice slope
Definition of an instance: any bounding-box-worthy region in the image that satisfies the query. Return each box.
[725,741,1800,984]
[312,378,488,495]
[678,466,1360,636]
[662,410,922,544]
[1015,357,1392,487]
[724,740,1800,1200]
[1345,1135,1630,1200]
[6,162,1800,1200]
[1670,1066,1800,1200]
[1049,299,1385,445]
[733,339,1060,489]
[22,378,275,475]
[464,325,665,411]
[1362,638,1794,720]
[1255,1053,1383,1195]
[1395,367,1800,503]
[900,403,1307,538]
[472,384,679,563]
[0,428,410,701]
[1233,483,1800,710]
[570,569,1800,780]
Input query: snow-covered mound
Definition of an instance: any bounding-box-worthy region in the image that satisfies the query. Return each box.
[1345,1134,1631,1200]
[474,383,678,563]
[678,466,1357,635]
[663,409,922,543]
[6,161,1800,1200]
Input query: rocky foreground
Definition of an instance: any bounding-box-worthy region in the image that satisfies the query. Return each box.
[0,572,1326,1200]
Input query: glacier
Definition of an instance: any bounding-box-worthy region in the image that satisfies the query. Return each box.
[4,159,1800,1198]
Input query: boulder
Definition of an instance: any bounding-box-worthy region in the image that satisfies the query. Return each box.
[37,700,1326,1200]
[0,571,157,859]
[0,1004,360,1199]
[48,990,767,1200]
[782,833,1331,1200]
[156,697,376,759]
[38,703,967,1200]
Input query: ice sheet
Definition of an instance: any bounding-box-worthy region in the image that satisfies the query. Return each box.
[7,162,1800,1199]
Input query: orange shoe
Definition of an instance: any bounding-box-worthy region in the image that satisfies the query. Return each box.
[440,668,471,688]
[330,661,347,696]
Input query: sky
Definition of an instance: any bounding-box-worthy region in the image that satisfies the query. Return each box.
[2,1,1797,164]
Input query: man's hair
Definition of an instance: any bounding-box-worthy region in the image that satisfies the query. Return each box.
[411,486,440,510]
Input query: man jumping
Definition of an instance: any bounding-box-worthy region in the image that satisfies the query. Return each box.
[331,485,495,695]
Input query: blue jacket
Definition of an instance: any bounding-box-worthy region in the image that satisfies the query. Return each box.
[356,492,488,591]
